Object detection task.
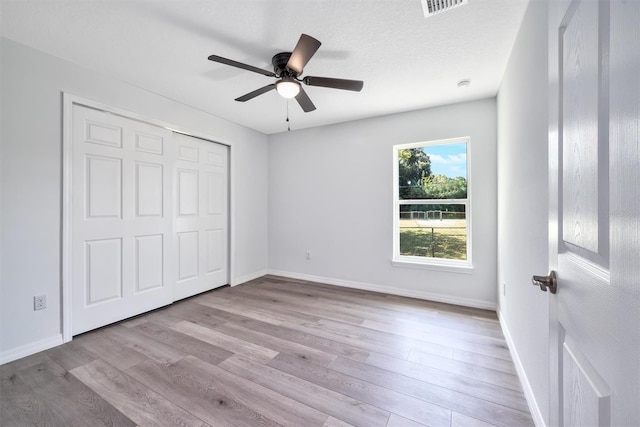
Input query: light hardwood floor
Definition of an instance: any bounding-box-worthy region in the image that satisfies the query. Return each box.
[1,276,534,427]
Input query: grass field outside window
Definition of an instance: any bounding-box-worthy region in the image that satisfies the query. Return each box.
[394,137,471,267]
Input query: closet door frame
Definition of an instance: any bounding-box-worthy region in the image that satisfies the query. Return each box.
[62,93,234,342]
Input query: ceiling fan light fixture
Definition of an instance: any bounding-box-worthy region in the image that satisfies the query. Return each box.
[276,79,301,98]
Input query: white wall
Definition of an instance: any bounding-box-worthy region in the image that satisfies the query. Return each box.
[496,1,549,426]
[268,99,497,308]
[0,38,269,361]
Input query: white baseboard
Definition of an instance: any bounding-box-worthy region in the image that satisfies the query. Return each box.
[498,309,546,427]
[0,334,64,365]
[231,269,268,287]
[267,269,496,311]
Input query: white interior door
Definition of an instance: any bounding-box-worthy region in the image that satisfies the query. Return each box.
[174,132,229,301]
[71,105,174,335]
[548,0,640,425]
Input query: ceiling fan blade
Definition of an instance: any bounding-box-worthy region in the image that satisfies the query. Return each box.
[287,34,321,74]
[303,76,364,92]
[295,87,316,112]
[235,84,276,102]
[208,54,276,77]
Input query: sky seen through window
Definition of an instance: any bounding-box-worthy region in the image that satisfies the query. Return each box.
[423,142,467,179]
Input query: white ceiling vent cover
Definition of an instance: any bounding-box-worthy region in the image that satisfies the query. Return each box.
[421,0,468,18]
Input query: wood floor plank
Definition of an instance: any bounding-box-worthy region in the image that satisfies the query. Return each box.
[133,321,234,366]
[366,314,507,346]
[188,301,263,328]
[196,293,310,325]
[329,356,533,427]
[268,353,452,427]
[219,354,390,427]
[1,353,51,380]
[361,319,512,360]
[323,416,357,427]
[407,349,522,391]
[316,317,458,359]
[197,291,323,325]
[216,322,338,367]
[102,324,187,364]
[279,319,412,360]
[3,357,136,427]
[425,313,504,338]
[163,300,236,328]
[139,306,186,328]
[237,318,371,362]
[229,285,367,325]
[364,353,531,413]
[452,412,500,427]
[41,340,97,371]
[127,358,282,427]
[171,320,279,363]
[314,296,439,326]
[453,349,517,375]
[180,355,330,427]
[71,359,206,427]
[120,304,187,329]
[386,413,428,427]
[16,356,71,387]
[1,357,64,426]
[74,331,150,371]
[120,315,152,328]
[362,312,506,342]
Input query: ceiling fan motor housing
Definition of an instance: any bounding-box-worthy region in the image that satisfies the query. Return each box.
[272,52,296,77]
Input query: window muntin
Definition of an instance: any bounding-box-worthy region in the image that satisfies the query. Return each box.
[394,138,471,267]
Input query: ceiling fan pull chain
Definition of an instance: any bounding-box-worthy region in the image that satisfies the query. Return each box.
[287,100,291,132]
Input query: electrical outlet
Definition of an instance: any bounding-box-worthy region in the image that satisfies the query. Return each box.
[305,250,311,260]
[34,294,47,311]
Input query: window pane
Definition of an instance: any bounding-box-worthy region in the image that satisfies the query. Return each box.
[398,142,467,200]
[399,204,467,260]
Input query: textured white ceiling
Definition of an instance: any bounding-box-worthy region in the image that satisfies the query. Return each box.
[1,0,529,134]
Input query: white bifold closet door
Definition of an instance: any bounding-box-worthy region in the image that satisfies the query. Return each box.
[173,132,228,301]
[71,105,175,334]
[71,105,228,335]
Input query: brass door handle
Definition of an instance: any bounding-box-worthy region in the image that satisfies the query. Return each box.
[532,270,557,294]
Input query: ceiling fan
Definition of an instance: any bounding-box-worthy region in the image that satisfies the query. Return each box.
[208,34,364,113]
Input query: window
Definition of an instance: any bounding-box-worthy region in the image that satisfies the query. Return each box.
[393,137,471,269]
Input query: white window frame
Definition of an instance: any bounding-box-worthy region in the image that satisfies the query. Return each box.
[392,137,473,273]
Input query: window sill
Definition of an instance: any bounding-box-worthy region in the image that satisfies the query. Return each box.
[391,258,474,275]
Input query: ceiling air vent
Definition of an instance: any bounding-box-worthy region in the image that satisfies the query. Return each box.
[421,0,468,18]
